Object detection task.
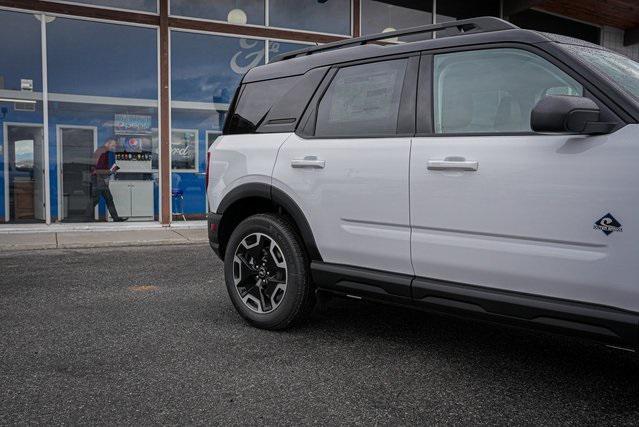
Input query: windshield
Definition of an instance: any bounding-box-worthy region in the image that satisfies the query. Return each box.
[563,45,639,100]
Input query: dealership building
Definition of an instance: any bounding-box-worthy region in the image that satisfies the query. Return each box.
[0,0,637,227]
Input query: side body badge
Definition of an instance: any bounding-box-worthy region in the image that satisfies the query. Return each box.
[594,213,623,236]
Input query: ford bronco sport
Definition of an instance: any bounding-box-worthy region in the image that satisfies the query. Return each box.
[206,17,639,349]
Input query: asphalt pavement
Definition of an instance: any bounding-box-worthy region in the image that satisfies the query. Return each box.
[1,245,638,425]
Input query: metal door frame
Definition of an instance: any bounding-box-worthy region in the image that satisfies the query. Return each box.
[3,122,46,223]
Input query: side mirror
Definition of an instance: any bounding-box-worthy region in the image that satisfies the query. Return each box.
[531,95,615,135]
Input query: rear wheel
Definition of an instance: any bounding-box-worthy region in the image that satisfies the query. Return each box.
[224,213,315,329]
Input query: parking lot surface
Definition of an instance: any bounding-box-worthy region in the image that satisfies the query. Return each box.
[1,245,638,425]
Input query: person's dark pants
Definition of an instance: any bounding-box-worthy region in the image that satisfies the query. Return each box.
[85,184,121,221]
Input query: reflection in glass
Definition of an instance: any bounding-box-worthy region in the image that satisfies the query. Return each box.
[362,0,433,42]
[0,10,43,92]
[171,32,266,220]
[14,140,34,168]
[567,45,639,100]
[47,18,158,99]
[47,18,159,223]
[267,40,312,62]
[171,33,265,103]
[170,0,265,25]
[269,0,351,35]
[0,9,44,224]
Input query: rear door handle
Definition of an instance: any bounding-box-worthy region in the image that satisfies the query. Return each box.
[291,156,325,169]
[427,158,478,171]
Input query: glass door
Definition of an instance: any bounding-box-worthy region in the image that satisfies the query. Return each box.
[5,125,45,222]
[58,126,97,222]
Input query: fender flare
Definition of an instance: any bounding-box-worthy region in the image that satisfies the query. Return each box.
[216,183,323,262]
[217,182,270,214]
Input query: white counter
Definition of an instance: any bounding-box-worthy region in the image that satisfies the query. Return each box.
[108,180,154,221]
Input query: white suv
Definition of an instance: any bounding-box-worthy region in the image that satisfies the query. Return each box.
[206,17,639,349]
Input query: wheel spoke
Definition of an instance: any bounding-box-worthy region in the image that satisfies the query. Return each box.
[241,292,262,312]
[266,273,285,284]
[256,279,269,312]
[269,283,286,309]
[269,239,286,268]
[238,283,256,298]
[237,273,256,289]
[236,253,256,272]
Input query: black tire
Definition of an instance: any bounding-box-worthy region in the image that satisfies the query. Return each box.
[224,213,315,330]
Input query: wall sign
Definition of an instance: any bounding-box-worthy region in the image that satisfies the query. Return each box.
[171,129,198,172]
[231,38,264,74]
[114,114,152,135]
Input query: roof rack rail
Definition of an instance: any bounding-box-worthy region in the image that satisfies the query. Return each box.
[271,17,518,63]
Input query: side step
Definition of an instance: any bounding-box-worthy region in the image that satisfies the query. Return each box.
[311,261,638,348]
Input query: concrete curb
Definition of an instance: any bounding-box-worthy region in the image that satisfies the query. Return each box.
[0,229,208,252]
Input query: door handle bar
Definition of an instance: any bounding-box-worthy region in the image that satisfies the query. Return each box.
[427,159,478,171]
[291,157,325,169]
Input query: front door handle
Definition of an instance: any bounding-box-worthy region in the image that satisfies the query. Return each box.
[291,156,325,169]
[427,157,478,171]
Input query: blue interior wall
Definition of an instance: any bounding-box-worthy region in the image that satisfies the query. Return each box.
[171,110,220,216]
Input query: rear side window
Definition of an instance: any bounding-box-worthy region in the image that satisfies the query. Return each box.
[226,76,298,134]
[315,59,408,137]
[433,48,583,134]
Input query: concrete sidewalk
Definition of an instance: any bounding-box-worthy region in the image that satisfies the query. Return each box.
[0,228,208,251]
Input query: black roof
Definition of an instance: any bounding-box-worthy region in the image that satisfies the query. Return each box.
[244,17,557,83]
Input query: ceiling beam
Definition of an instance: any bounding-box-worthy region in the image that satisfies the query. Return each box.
[624,26,639,46]
[503,0,548,17]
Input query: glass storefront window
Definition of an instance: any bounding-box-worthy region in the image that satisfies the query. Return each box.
[170,0,265,25]
[362,0,433,42]
[0,10,44,224]
[171,33,264,103]
[267,40,312,62]
[170,31,265,220]
[269,0,351,35]
[43,0,158,13]
[436,0,500,37]
[0,12,43,92]
[47,17,159,223]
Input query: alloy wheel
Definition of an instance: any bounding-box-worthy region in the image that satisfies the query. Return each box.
[232,232,288,314]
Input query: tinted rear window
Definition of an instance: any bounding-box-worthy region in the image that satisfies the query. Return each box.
[226,76,299,134]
